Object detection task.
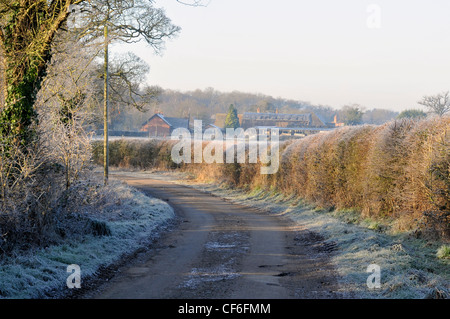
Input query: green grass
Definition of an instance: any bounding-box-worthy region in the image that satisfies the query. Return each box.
[437,245,450,259]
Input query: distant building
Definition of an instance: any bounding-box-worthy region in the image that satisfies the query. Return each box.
[241,112,315,129]
[141,113,190,137]
[332,115,345,127]
[246,110,335,135]
[205,123,223,131]
[210,109,335,137]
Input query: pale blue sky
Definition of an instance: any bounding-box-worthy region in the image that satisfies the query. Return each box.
[122,0,450,111]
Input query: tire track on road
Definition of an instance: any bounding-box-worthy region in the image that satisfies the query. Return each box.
[90,175,341,299]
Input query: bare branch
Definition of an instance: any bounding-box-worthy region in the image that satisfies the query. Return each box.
[418,91,450,117]
[176,0,211,7]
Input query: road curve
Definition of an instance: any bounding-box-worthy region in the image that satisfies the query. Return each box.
[91,175,340,299]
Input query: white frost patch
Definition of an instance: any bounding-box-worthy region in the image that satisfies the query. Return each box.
[0,179,174,299]
[139,171,450,299]
[180,265,241,289]
[89,171,450,299]
[205,242,236,250]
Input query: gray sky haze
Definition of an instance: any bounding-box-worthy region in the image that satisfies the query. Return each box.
[122,0,450,112]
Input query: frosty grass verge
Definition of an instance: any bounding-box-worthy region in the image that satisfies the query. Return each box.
[200,184,450,299]
[132,170,449,299]
[0,179,174,299]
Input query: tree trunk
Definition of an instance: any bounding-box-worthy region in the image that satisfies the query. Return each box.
[0,53,48,146]
[0,0,73,147]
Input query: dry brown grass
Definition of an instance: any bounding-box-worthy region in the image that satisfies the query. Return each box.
[96,117,449,239]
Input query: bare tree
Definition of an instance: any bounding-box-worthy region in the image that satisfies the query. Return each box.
[69,0,180,184]
[418,91,450,117]
[0,133,44,211]
[0,0,179,149]
[87,51,161,130]
[36,31,98,190]
[107,52,161,113]
[176,0,211,6]
[0,0,87,145]
[72,1,180,50]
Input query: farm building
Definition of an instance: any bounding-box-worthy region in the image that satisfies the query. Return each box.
[241,112,314,129]
[141,113,190,137]
[211,109,337,137]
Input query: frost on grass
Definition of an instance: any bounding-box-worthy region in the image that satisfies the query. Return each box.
[166,174,449,299]
[0,178,174,299]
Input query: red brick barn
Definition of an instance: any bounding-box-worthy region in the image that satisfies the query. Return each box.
[141,114,190,138]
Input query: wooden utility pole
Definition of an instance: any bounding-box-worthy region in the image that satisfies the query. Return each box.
[103,21,109,185]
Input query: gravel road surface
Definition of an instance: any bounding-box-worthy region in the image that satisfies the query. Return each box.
[90,175,341,299]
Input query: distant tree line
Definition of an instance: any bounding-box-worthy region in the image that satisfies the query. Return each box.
[104,88,408,131]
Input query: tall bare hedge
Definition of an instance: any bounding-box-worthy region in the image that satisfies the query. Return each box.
[271,117,448,236]
[95,117,449,238]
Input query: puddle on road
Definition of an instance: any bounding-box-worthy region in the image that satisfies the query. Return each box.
[178,231,249,292]
[180,264,241,289]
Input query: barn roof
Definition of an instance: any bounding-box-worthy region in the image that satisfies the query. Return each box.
[164,116,190,129]
[242,111,327,128]
[242,112,312,122]
[143,114,189,129]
